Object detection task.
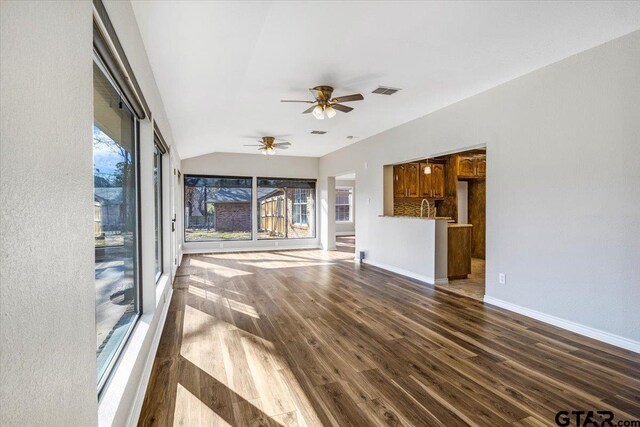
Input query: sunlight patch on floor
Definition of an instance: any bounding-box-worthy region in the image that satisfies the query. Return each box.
[228,299,260,319]
[174,383,231,426]
[189,257,253,278]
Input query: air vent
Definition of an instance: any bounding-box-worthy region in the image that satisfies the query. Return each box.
[372,86,401,95]
[310,130,327,135]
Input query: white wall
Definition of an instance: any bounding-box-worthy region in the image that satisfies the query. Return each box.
[181,152,320,252]
[1,2,97,425]
[336,179,356,235]
[1,1,182,425]
[319,30,640,346]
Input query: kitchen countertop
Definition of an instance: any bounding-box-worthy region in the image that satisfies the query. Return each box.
[378,215,452,221]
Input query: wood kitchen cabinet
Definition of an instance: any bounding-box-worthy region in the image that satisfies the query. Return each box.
[394,163,420,198]
[405,163,420,197]
[457,155,486,179]
[475,156,486,177]
[431,163,445,197]
[419,162,445,198]
[393,165,405,197]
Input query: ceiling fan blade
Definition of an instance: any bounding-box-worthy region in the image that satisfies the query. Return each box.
[281,100,314,103]
[302,105,316,114]
[331,103,354,113]
[331,93,364,103]
[244,144,264,146]
[274,145,289,149]
[273,142,291,147]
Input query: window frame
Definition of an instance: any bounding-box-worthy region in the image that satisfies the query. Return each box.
[153,141,163,283]
[292,188,309,226]
[183,174,254,242]
[335,187,353,223]
[255,178,317,240]
[94,53,143,395]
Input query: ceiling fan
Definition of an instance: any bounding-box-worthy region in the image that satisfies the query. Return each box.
[244,136,291,155]
[281,85,364,120]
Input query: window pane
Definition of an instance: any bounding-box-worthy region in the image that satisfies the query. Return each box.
[93,62,140,388]
[335,188,352,222]
[153,145,162,281]
[257,179,316,239]
[184,176,252,241]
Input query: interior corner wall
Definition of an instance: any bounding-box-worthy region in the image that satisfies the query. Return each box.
[181,152,320,252]
[1,1,183,425]
[1,2,97,425]
[319,30,640,345]
[336,179,356,235]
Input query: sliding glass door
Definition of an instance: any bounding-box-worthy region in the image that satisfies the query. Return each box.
[93,60,140,390]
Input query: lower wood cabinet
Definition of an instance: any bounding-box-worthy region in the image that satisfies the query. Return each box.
[448,225,472,280]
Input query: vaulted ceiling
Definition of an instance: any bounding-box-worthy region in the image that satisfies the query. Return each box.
[131,1,640,159]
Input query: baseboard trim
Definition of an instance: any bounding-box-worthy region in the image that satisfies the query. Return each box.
[183,244,321,255]
[362,259,435,285]
[434,278,449,285]
[126,287,174,427]
[483,296,640,353]
[335,231,355,236]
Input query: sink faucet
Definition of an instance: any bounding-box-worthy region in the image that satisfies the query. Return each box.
[420,198,431,218]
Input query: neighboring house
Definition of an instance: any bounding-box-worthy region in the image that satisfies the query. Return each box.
[94,187,122,233]
[205,188,254,232]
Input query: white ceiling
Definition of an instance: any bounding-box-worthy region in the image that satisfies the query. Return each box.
[131,1,640,159]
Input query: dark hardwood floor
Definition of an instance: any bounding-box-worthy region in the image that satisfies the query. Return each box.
[138,241,640,426]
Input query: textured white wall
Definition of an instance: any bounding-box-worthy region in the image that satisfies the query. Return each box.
[0,2,97,425]
[1,1,182,425]
[319,30,640,344]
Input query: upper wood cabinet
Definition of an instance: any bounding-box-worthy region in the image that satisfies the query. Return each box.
[393,165,405,197]
[419,162,432,197]
[418,162,445,198]
[431,163,445,197]
[395,160,447,199]
[457,155,486,179]
[405,163,420,197]
[475,157,486,177]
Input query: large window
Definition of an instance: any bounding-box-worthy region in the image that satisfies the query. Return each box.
[258,179,316,239]
[184,176,252,241]
[153,142,163,281]
[336,188,353,222]
[93,60,140,389]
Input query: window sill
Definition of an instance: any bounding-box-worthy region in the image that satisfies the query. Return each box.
[336,220,353,224]
[98,274,172,427]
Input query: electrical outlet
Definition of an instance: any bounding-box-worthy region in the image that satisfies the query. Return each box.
[219,242,223,248]
[364,161,368,169]
[499,273,506,284]
[275,241,279,247]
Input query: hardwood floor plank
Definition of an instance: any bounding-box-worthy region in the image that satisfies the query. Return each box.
[139,243,640,426]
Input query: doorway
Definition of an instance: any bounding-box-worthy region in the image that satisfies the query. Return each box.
[432,149,486,300]
[335,172,356,254]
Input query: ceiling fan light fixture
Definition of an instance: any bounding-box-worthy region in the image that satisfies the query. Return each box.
[312,105,325,120]
[325,105,336,119]
[424,162,432,174]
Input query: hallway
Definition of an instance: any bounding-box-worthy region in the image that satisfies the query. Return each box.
[139,249,640,426]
